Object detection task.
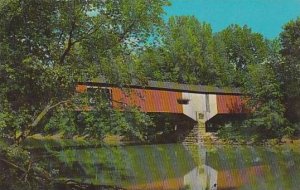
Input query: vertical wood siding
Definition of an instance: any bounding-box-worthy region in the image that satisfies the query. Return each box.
[112,88,184,113]
[217,95,245,114]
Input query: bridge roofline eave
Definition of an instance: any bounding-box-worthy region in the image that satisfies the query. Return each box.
[77,81,243,96]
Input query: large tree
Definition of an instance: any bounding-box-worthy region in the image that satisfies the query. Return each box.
[279,18,300,123]
[138,19,270,87]
[242,61,287,140]
[0,0,169,142]
[138,16,219,85]
[215,25,269,87]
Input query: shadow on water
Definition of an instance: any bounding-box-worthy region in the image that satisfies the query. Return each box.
[27,140,300,190]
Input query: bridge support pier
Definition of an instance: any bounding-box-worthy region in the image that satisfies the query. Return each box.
[197,120,206,144]
[183,119,206,145]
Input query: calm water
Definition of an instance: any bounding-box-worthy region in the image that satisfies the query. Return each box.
[30,141,300,190]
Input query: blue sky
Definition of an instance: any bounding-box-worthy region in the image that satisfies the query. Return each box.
[165,0,300,39]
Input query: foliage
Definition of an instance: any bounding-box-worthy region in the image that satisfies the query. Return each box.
[216,25,269,70]
[279,17,300,123]
[216,123,247,143]
[242,62,288,139]
[3,0,300,188]
[0,143,52,189]
[280,18,300,97]
[137,16,218,85]
[0,1,169,187]
[0,0,299,149]
[214,25,269,87]
[43,90,154,141]
[79,107,154,142]
[217,30,299,141]
[138,19,270,88]
[218,56,293,142]
[44,110,78,137]
[0,0,169,142]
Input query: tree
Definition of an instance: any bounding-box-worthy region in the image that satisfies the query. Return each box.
[138,16,219,85]
[242,61,288,140]
[215,25,269,87]
[0,0,169,142]
[138,19,270,88]
[0,143,52,190]
[279,18,300,123]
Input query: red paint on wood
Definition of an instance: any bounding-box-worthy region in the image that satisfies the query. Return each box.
[112,88,183,113]
[217,95,246,114]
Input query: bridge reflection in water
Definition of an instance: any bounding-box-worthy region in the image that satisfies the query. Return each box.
[33,142,300,190]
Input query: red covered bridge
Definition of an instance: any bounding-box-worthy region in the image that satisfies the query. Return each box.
[76,81,247,141]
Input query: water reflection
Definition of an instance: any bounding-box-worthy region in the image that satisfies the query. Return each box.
[32,142,300,190]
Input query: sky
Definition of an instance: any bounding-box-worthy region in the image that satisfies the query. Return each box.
[165,0,300,39]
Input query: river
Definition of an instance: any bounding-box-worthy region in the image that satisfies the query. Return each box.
[27,140,300,190]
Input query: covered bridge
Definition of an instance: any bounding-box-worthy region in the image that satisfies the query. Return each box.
[76,81,247,143]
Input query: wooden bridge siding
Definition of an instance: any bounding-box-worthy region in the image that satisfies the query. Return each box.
[216,95,245,114]
[75,85,247,117]
[111,88,184,113]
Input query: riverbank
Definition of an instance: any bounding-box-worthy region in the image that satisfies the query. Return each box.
[202,132,300,148]
[23,133,300,151]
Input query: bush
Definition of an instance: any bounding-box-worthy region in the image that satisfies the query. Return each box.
[0,143,52,190]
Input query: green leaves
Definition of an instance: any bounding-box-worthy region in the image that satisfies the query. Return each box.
[217,21,300,141]
[215,25,269,87]
[279,17,300,123]
[242,62,287,139]
[0,0,169,142]
[0,143,52,189]
[138,18,270,88]
[138,16,218,85]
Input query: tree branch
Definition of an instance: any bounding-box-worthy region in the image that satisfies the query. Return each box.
[118,19,137,43]
[17,100,71,143]
[0,158,27,173]
[0,158,51,183]
[72,26,99,45]
[57,30,64,47]
[30,100,70,129]
[59,20,76,64]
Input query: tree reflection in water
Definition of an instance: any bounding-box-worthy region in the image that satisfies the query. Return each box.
[29,141,300,190]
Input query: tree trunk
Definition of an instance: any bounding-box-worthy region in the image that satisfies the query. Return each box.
[17,100,70,143]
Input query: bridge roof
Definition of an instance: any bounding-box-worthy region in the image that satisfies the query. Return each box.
[147,81,241,95]
[79,80,242,95]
